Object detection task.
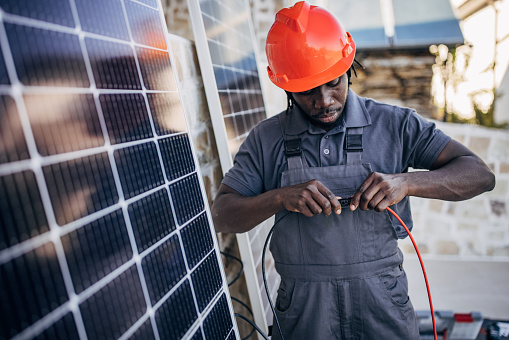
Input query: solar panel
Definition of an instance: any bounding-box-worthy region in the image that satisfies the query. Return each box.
[0,1,238,339]
[188,0,278,333]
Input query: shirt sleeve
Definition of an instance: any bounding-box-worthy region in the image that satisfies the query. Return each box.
[401,109,451,170]
[222,125,266,197]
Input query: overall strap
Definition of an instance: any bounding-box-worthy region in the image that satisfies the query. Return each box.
[278,111,307,170]
[344,127,363,165]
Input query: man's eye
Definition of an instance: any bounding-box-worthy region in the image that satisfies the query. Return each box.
[299,89,313,95]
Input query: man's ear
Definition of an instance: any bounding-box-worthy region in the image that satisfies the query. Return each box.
[285,91,294,109]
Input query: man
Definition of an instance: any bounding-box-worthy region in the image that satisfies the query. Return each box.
[212,2,495,339]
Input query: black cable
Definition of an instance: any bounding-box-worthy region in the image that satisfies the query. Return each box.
[262,212,291,340]
[234,313,270,340]
[231,296,256,340]
[220,251,244,287]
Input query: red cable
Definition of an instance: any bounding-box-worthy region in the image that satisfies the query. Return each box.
[386,207,437,340]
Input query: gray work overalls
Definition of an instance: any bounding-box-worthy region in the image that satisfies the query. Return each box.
[270,112,420,340]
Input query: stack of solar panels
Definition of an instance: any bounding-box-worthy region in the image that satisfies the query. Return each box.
[188,0,279,331]
[0,0,237,339]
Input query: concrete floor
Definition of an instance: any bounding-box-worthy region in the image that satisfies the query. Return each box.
[403,255,509,320]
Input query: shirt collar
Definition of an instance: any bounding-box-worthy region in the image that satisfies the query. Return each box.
[283,89,371,136]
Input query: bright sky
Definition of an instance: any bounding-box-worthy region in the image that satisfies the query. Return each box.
[439,0,509,118]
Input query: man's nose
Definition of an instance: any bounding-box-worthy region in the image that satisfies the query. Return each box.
[314,86,334,109]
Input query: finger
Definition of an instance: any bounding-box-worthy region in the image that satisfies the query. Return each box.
[367,190,385,211]
[306,199,324,216]
[315,185,337,215]
[351,177,373,211]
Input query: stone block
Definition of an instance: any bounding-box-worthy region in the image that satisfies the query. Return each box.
[492,137,509,161]
[435,240,460,255]
[457,223,479,232]
[468,136,491,159]
[490,200,507,217]
[458,199,490,220]
[500,162,509,173]
[428,199,443,213]
[487,246,509,256]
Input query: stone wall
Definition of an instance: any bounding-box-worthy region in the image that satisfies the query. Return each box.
[400,122,509,258]
[351,49,438,119]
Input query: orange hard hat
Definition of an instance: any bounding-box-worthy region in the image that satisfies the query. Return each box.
[265,1,356,93]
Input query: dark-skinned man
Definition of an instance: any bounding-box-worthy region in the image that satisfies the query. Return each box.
[212,2,495,339]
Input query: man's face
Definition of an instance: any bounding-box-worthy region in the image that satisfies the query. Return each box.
[291,73,349,130]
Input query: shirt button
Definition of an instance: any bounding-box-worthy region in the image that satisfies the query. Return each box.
[324,135,329,139]
[324,149,330,155]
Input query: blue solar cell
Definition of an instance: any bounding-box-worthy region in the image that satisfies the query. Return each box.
[25,93,105,156]
[169,173,205,226]
[5,23,89,87]
[80,265,146,340]
[190,329,205,340]
[147,93,187,135]
[86,37,142,90]
[0,43,9,84]
[114,142,165,199]
[0,95,29,164]
[155,280,198,339]
[0,243,68,339]
[128,320,156,340]
[136,47,177,91]
[191,252,223,312]
[61,209,133,294]
[0,171,49,250]
[100,93,153,145]
[124,1,167,50]
[75,0,130,41]
[34,313,80,340]
[0,0,75,27]
[142,234,187,304]
[181,212,214,269]
[158,134,196,181]
[203,294,233,340]
[128,188,176,253]
[43,153,119,225]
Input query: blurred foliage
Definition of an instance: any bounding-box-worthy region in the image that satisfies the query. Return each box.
[431,44,508,129]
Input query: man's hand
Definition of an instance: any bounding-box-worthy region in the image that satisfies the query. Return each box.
[350,172,409,212]
[277,179,342,217]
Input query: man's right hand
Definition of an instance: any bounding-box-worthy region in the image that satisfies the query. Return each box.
[276,179,342,217]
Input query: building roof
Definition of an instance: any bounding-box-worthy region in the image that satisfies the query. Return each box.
[324,0,464,49]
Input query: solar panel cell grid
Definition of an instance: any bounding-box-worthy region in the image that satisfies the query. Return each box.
[61,209,132,294]
[142,234,187,305]
[154,279,197,339]
[147,92,187,135]
[99,93,153,145]
[1,0,75,28]
[114,142,165,199]
[128,188,176,253]
[26,93,105,155]
[0,171,49,250]
[75,0,130,41]
[0,242,68,339]
[6,24,90,87]
[0,0,237,338]
[181,213,215,269]
[79,265,146,340]
[191,252,223,312]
